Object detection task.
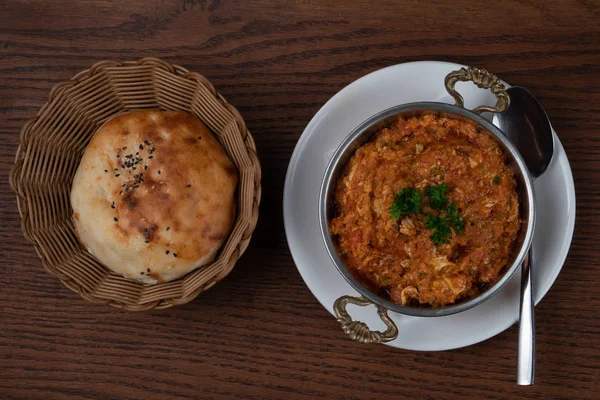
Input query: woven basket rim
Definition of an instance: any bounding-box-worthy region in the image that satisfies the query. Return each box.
[10,57,262,311]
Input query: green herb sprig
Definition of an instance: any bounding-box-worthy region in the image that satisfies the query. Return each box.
[388,188,421,220]
[389,184,465,246]
[425,202,465,245]
[424,183,449,211]
[425,215,452,245]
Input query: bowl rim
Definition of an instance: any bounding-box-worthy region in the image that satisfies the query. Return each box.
[319,101,536,317]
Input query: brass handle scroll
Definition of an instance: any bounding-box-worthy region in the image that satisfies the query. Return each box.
[444,66,510,114]
[333,295,398,344]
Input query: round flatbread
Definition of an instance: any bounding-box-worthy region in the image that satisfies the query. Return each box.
[71,110,238,284]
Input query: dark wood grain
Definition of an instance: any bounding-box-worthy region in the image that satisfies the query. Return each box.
[1,0,599,398]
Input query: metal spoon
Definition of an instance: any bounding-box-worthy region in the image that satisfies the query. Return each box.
[493,86,555,385]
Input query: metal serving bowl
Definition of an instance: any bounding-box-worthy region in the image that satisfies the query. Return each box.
[319,67,535,344]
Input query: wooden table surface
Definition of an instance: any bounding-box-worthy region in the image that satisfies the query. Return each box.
[1,1,599,399]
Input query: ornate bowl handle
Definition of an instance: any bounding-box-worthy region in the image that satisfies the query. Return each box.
[334,295,398,344]
[444,66,510,114]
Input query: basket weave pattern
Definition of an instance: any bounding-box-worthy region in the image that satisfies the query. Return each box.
[9,58,261,311]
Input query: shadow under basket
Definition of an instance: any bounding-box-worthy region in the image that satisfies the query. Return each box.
[9,57,262,311]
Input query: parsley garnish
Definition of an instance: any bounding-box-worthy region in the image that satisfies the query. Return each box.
[425,215,452,245]
[425,184,449,211]
[425,202,465,245]
[389,188,421,220]
[389,185,465,246]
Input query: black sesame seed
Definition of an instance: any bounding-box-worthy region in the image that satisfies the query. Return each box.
[147,268,150,272]
[198,136,202,140]
[114,217,118,222]
[104,170,108,173]
[114,168,119,171]
[144,240,149,243]
[166,227,170,231]
[165,250,169,255]
[140,272,144,275]
[122,146,127,150]
[135,152,139,155]
[148,156,153,159]
[144,228,148,233]
[144,166,148,170]
[144,140,150,145]
[115,174,120,177]
[117,155,120,158]
[157,170,161,175]
[139,144,144,150]
[173,253,177,257]
[119,191,123,195]
[186,184,191,188]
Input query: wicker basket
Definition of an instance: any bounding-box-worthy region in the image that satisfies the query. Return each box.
[9,58,261,311]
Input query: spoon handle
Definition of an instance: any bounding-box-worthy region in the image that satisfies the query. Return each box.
[517,250,535,385]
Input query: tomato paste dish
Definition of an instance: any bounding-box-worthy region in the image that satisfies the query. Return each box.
[329,113,520,307]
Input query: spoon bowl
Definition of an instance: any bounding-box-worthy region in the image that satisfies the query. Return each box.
[493,87,555,180]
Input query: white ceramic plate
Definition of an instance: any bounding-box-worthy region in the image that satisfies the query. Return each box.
[283,61,576,351]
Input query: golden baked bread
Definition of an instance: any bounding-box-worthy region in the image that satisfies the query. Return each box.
[71,110,238,284]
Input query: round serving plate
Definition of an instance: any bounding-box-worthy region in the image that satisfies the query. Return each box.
[283,61,576,351]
